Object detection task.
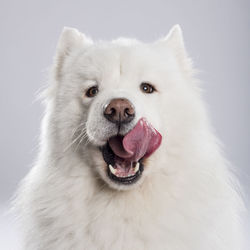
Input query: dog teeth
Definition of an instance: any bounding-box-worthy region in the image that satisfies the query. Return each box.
[109,163,140,178]
[134,162,140,173]
[109,165,117,175]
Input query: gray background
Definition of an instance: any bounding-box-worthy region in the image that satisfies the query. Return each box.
[0,0,249,248]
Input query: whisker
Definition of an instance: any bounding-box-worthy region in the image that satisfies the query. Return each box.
[62,122,87,153]
[63,131,84,153]
[74,130,87,152]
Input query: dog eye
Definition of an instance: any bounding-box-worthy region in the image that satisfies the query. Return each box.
[86,86,99,97]
[140,83,155,94]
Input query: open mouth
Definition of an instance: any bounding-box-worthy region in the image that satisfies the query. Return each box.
[101,141,144,185]
[100,118,162,186]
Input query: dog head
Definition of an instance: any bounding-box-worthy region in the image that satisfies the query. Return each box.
[48,25,199,190]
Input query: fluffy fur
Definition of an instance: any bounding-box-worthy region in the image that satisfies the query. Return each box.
[14,25,245,250]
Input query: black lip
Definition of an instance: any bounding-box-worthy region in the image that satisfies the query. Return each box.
[107,162,144,185]
[100,144,144,185]
[101,143,115,166]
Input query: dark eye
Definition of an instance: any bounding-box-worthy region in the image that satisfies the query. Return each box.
[86,86,99,97]
[140,82,155,94]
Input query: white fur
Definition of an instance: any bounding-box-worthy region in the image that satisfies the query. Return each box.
[14,25,245,250]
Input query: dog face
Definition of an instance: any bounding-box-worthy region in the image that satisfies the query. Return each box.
[50,25,197,190]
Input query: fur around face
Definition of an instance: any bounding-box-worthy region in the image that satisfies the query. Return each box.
[14,25,245,250]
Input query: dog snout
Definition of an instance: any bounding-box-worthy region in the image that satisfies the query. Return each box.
[104,98,135,124]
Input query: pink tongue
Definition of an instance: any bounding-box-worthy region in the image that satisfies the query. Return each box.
[108,118,162,162]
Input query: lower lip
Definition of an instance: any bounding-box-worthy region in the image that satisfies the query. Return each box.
[107,162,144,185]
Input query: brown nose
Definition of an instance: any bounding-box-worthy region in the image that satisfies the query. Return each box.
[104,98,135,124]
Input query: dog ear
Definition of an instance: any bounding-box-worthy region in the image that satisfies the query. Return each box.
[53,27,92,80]
[160,25,194,77]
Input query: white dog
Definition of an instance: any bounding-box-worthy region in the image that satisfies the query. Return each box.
[15,25,245,250]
